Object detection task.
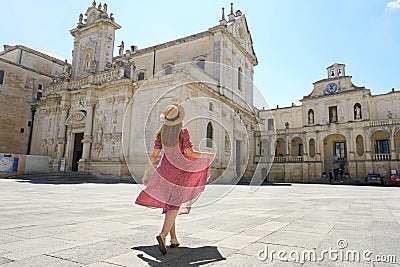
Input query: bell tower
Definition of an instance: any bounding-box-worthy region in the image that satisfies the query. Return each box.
[70,1,121,79]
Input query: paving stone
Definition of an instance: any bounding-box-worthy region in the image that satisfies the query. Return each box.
[259,230,324,249]
[48,240,131,265]
[0,255,81,266]
[1,180,400,266]
[0,257,13,265]
[0,237,76,261]
[213,234,261,250]
[187,229,236,241]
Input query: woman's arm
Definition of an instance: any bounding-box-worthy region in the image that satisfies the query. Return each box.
[142,148,161,185]
[184,147,214,159]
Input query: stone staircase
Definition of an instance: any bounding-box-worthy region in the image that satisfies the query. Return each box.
[5,172,134,183]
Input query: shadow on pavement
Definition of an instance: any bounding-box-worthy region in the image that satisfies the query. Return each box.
[133,245,226,266]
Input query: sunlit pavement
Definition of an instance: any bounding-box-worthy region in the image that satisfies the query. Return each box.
[0,179,399,266]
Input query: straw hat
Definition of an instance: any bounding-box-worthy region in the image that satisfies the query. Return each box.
[160,104,185,126]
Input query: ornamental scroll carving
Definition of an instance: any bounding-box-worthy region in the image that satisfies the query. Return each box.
[65,111,87,126]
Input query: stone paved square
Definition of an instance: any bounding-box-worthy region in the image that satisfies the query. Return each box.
[0,179,399,266]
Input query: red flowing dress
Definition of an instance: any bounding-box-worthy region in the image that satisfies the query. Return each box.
[135,128,212,215]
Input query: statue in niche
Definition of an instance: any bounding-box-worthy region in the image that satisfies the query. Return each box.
[331,108,337,122]
[84,49,92,70]
[355,105,361,119]
[308,111,314,124]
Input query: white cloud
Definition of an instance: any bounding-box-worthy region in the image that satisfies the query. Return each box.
[386,0,400,11]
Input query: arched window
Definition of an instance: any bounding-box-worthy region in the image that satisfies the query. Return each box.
[356,135,364,156]
[84,48,93,70]
[137,72,145,81]
[354,103,362,119]
[206,122,213,148]
[209,102,213,111]
[238,67,242,91]
[196,59,205,70]
[164,65,173,75]
[309,139,315,158]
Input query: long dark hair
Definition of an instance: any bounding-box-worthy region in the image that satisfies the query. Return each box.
[155,122,183,147]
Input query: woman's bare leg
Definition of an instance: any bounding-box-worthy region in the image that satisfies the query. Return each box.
[169,221,177,240]
[159,210,178,238]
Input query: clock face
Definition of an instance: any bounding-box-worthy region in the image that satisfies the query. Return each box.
[326,83,337,93]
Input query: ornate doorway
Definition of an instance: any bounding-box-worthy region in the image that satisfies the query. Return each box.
[72,133,84,171]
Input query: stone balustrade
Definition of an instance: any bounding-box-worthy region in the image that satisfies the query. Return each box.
[372,153,391,161]
[44,68,125,96]
[368,119,400,127]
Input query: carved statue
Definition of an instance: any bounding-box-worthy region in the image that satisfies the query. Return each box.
[103,3,108,13]
[224,134,230,151]
[110,13,114,21]
[308,111,314,124]
[98,3,102,10]
[118,41,124,56]
[62,60,71,77]
[78,13,83,25]
[355,105,361,119]
[92,0,96,7]
[331,109,337,122]
[96,127,103,143]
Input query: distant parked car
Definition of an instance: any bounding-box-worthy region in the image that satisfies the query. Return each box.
[365,173,384,186]
[390,174,400,186]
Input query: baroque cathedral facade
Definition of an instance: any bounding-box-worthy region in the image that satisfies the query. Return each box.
[2,2,399,183]
[30,2,259,183]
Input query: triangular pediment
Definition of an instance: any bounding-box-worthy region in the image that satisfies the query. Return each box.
[226,15,257,64]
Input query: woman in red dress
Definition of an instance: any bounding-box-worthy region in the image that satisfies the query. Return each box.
[135,104,215,254]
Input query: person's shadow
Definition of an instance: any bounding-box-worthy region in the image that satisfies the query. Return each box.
[133,245,226,266]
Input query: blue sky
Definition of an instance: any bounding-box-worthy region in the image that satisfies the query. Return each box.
[1,0,399,108]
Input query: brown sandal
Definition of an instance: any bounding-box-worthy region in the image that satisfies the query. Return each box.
[170,238,180,248]
[156,235,167,254]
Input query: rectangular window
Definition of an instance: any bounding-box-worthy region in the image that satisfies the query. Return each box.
[329,106,337,123]
[376,140,389,154]
[267,119,274,130]
[298,144,303,156]
[0,70,4,85]
[335,142,346,160]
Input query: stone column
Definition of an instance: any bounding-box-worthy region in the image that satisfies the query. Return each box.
[56,104,70,159]
[365,128,372,160]
[364,128,373,174]
[81,102,95,162]
[390,128,397,171]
